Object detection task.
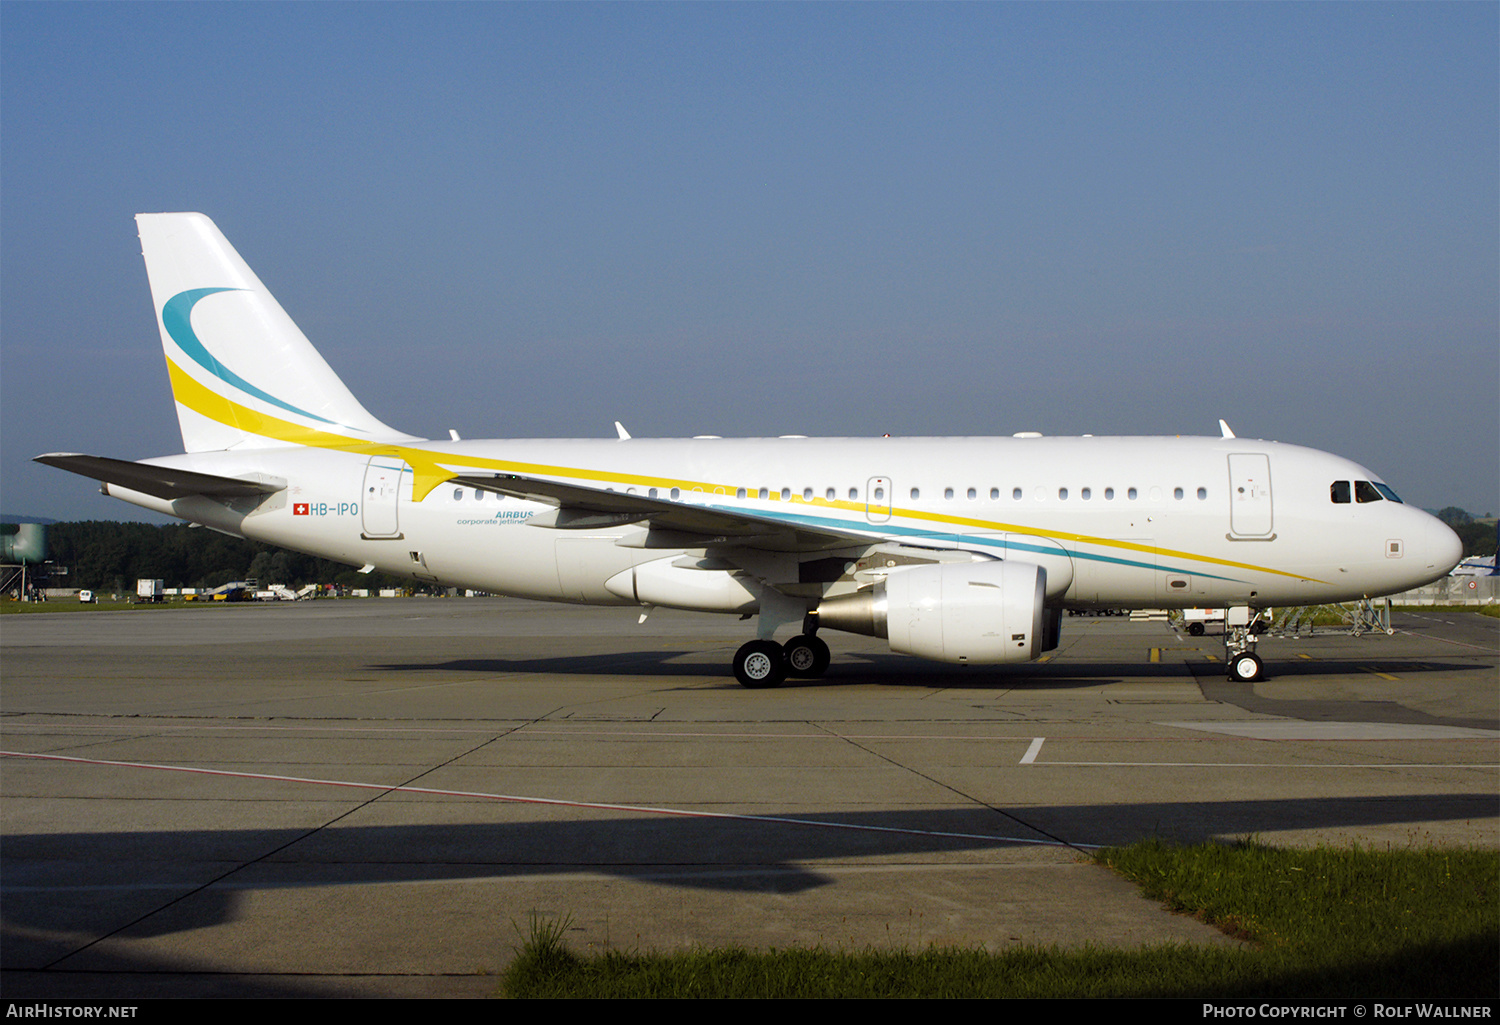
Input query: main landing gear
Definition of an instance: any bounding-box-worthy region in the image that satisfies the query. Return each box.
[733,634,831,689]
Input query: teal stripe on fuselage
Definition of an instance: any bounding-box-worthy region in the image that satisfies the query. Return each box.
[708,503,1246,583]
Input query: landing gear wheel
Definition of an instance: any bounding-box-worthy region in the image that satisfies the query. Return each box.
[1227,651,1263,682]
[734,640,786,689]
[782,635,830,677]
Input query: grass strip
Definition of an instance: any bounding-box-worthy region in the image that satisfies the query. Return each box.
[501,840,1498,998]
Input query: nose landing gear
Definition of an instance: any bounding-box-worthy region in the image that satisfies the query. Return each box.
[1224,607,1268,682]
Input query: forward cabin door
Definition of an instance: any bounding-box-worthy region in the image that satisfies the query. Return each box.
[1227,453,1273,538]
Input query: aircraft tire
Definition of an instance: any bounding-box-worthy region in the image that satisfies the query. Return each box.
[783,635,831,677]
[1227,651,1263,682]
[734,640,786,689]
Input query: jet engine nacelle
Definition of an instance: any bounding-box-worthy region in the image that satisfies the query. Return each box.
[816,560,1048,664]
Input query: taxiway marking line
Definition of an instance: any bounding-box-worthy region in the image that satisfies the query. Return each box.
[1033,761,1495,768]
[0,749,1088,848]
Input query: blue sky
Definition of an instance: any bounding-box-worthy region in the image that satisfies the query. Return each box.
[3,2,1496,520]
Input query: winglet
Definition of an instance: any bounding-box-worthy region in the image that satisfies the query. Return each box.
[615,421,632,440]
[1218,419,1236,439]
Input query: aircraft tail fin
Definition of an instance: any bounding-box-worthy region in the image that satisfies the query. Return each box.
[136,213,417,453]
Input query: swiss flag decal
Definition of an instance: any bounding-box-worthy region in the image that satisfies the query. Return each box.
[293,503,310,516]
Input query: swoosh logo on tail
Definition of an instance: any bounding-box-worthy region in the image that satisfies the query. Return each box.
[161,287,348,428]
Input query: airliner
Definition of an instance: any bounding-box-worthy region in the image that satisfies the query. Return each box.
[37,214,1464,686]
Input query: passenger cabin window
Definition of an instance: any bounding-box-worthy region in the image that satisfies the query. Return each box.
[1331,481,1351,503]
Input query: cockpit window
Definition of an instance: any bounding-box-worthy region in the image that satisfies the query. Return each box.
[1372,482,1403,503]
[1331,481,1350,503]
[1354,480,1383,503]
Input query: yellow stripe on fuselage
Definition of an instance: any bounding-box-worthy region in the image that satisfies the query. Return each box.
[166,358,1319,583]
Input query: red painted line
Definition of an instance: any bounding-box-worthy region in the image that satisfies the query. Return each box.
[0,749,1089,848]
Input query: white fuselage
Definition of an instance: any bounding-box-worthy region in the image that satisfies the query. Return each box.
[111,433,1460,612]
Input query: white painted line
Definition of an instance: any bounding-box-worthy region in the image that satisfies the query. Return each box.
[0,749,1091,849]
[1033,761,1495,768]
[1391,625,1497,652]
[1020,737,1045,764]
[1161,721,1498,741]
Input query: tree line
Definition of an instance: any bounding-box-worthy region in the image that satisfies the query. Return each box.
[40,521,410,591]
[1435,508,1498,561]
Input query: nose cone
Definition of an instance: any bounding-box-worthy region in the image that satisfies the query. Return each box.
[1422,516,1465,582]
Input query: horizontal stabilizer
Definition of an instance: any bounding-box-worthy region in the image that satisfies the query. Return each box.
[34,453,286,501]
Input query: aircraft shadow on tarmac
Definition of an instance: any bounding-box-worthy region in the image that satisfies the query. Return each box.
[371,650,1202,689]
[368,649,1495,694]
[5,792,1491,940]
[6,792,1493,998]
[368,649,1496,729]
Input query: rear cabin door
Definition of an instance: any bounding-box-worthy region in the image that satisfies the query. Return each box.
[361,458,405,538]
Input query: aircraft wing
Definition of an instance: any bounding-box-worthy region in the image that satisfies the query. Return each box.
[450,472,872,552]
[34,453,287,501]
